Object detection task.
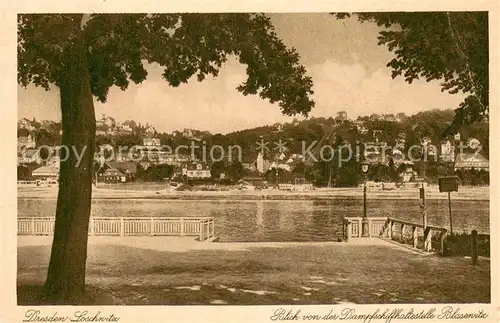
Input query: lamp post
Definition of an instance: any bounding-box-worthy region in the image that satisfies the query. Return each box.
[361,162,370,237]
[164,177,170,192]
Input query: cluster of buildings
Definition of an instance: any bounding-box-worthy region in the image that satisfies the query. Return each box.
[18,118,37,131]
[95,161,138,183]
[181,162,212,179]
[17,115,490,186]
[171,128,209,141]
[359,132,488,182]
[17,134,40,163]
[95,138,192,167]
[95,114,156,136]
[17,134,222,184]
[17,134,62,182]
[93,137,209,183]
[253,152,304,174]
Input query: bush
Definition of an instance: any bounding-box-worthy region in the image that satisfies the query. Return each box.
[444,232,490,257]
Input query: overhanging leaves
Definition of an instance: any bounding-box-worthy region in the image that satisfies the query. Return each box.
[18,13,315,117]
[333,12,488,131]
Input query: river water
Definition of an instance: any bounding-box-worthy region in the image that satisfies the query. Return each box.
[18,198,489,242]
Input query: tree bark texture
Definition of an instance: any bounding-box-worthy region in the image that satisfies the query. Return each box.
[41,32,96,304]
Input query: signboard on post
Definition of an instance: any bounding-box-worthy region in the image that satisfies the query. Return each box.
[438,176,459,234]
[438,176,459,193]
[419,184,427,230]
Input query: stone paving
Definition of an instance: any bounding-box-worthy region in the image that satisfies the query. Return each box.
[18,235,399,252]
[17,235,490,305]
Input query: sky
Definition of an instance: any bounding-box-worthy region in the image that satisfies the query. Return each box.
[17,13,465,134]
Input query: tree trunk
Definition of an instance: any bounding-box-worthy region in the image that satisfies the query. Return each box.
[41,34,96,304]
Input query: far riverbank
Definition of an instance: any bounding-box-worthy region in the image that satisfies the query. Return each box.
[17,185,490,201]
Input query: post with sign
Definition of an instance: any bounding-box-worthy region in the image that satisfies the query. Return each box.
[438,176,459,234]
[361,162,370,237]
[419,183,427,231]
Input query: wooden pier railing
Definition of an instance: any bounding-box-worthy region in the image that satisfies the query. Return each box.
[343,216,448,254]
[18,216,215,241]
[342,216,388,239]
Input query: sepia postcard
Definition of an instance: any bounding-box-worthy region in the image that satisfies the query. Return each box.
[1,0,499,322]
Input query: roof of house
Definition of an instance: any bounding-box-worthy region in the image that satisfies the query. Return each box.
[184,162,210,171]
[24,148,39,158]
[455,152,489,168]
[32,164,59,175]
[108,161,137,174]
[102,168,124,176]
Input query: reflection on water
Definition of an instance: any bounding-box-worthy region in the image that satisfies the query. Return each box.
[18,198,490,242]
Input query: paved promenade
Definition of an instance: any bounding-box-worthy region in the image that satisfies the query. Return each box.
[17,236,490,305]
[18,235,396,251]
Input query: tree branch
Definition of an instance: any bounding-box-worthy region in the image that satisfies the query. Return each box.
[80,14,92,31]
[446,12,486,112]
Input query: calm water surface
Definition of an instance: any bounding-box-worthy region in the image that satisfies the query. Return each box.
[18,198,490,242]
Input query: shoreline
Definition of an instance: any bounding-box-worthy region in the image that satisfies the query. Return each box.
[17,186,490,201]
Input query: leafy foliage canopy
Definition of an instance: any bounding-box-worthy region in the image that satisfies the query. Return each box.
[334,12,488,131]
[18,14,315,116]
